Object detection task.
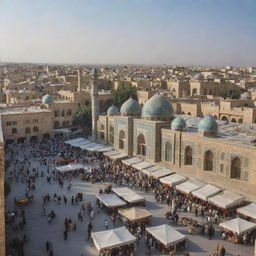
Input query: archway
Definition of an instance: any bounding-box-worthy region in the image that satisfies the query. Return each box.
[187,112,191,115]
[30,136,38,143]
[221,116,228,122]
[231,118,237,123]
[137,133,146,156]
[230,157,241,179]
[119,130,125,149]
[192,88,197,96]
[213,115,218,120]
[238,118,243,123]
[204,150,213,171]
[17,137,26,144]
[5,139,14,145]
[184,146,193,165]
[165,142,172,161]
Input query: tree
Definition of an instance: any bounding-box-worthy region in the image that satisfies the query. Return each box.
[111,82,137,108]
[73,104,92,135]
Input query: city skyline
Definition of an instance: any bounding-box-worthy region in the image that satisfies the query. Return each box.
[0,0,256,66]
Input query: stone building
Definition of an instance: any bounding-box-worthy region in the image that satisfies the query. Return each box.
[96,94,256,201]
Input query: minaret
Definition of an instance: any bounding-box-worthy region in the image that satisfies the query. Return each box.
[77,69,81,92]
[91,67,99,142]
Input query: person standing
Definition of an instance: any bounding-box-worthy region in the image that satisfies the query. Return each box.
[64,230,68,240]
[87,222,93,241]
[45,240,50,252]
[104,219,108,230]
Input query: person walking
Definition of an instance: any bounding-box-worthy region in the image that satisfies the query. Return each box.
[64,230,68,240]
[104,219,108,230]
[45,240,50,252]
[87,222,93,241]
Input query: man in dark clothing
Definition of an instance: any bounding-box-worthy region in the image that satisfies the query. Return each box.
[64,230,68,240]
[45,240,50,251]
[87,222,93,241]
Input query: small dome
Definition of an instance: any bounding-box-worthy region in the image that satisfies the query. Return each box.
[107,105,119,116]
[42,94,54,104]
[142,94,173,120]
[120,97,141,116]
[171,117,186,130]
[198,115,218,132]
[241,92,251,100]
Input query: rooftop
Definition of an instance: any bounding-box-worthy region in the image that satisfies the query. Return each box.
[0,107,51,115]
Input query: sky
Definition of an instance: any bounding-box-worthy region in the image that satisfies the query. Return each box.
[0,0,256,66]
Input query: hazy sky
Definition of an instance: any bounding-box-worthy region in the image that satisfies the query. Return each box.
[0,0,256,66]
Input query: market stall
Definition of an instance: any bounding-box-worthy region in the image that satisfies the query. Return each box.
[118,207,152,222]
[92,226,136,252]
[103,150,120,157]
[96,194,126,209]
[112,187,145,205]
[160,173,187,186]
[56,163,87,173]
[95,146,113,152]
[109,153,128,161]
[146,224,186,253]
[64,137,86,145]
[176,178,205,194]
[150,168,174,179]
[219,218,256,244]
[208,190,245,209]
[122,157,143,166]
[131,161,153,171]
[192,184,222,201]
[237,203,256,222]
[141,165,162,176]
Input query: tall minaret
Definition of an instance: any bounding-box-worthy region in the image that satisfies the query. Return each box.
[91,67,99,142]
[77,69,81,92]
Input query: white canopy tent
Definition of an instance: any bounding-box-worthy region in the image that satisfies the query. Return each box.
[151,168,174,179]
[112,187,145,203]
[141,165,162,176]
[122,157,143,166]
[92,226,136,251]
[192,184,222,201]
[237,203,256,220]
[118,207,152,221]
[109,153,128,160]
[79,142,98,150]
[104,150,120,157]
[75,140,91,148]
[146,224,186,247]
[65,137,85,145]
[86,144,105,152]
[56,163,87,173]
[176,178,205,194]
[96,146,113,152]
[219,218,256,236]
[96,194,126,208]
[208,191,244,209]
[131,161,153,171]
[160,173,187,186]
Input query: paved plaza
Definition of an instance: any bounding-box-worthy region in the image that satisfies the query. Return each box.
[5,145,254,256]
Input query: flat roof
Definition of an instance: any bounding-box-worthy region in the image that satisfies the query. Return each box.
[0,107,51,115]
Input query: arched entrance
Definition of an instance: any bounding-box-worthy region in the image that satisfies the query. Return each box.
[230,157,241,179]
[165,142,172,162]
[231,118,237,123]
[17,137,26,144]
[137,134,146,156]
[30,136,38,143]
[184,146,193,165]
[238,118,243,123]
[221,116,228,122]
[204,150,213,171]
[5,139,14,145]
[192,88,197,96]
[119,130,125,149]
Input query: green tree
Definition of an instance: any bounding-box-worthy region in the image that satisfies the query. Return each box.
[111,82,137,108]
[73,104,92,135]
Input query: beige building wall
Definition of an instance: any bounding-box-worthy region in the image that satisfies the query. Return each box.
[137,91,156,105]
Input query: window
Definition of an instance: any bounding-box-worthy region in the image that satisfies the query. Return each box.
[12,121,17,125]
[12,128,17,134]
[25,127,31,134]
[33,119,38,123]
[220,152,225,161]
[33,126,39,132]
[6,121,11,126]
[165,142,172,162]
[66,109,72,116]
[184,146,193,165]
[61,110,65,117]
[54,110,60,117]
[220,164,224,173]
[137,134,146,156]
[109,126,114,144]
[204,150,214,171]
[230,157,241,179]
[54,121,60,128]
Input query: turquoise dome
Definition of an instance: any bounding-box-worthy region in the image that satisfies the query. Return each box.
[171,117,186,130]
[107,105,119,116]
[198,115,218,131]
[120,97,141,116]
[142,94,173,120]
[42,94,54,104]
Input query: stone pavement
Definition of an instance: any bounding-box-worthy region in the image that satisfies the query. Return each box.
[5,146,254,256]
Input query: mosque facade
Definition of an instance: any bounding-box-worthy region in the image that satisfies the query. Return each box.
[96,93,256,201]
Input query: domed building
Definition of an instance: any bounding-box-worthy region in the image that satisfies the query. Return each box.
[42,94,54,104]
[120,97,141,116]
[198,115,218,137]
[107,105,119,116]
[171,117,186,131]
[142,94,173,121]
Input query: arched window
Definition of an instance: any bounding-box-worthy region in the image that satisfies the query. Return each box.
[187,112,191,115]
[25,127,30,134]
[101,124,105,130]
[213,115,218,120]
[137,134,146,156]
[54,110,60,117]
[192,88,197,96]
[12,127,17,134]
[221,116,228,122]
[61,110,65,117]
[231,118,237,123]
[238,118,243,123]
[66,109,72,116]
[184,146,192,165]
[165,142,172,162]
[33,126,39,132]
[109,126,114,144]
[204,150,214,171]
[230,157,241,179]
[119,130,125,149]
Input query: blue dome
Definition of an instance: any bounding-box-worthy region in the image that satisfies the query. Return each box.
[107,105,119,116]
[42,94,54,104]
[171,117,186,130]
[198,115,218,131]
[120,97,141,116]
[142,94,173,120]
